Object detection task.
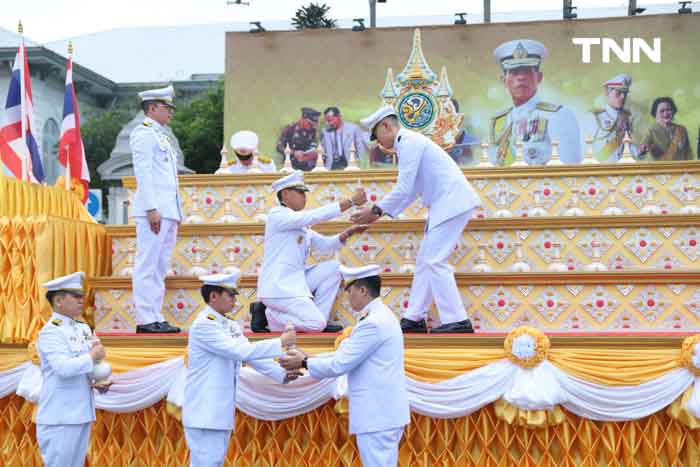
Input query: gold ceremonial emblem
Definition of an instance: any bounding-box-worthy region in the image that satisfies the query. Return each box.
[513,42,528,60]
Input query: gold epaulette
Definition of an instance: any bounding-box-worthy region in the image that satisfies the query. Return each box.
[142,121,152,127]
[591,108,605,115]
[536,102,562,112]
[207,313,217,321]
[257,154,271,164]
[51,319,62,326]
[491,107,512,121]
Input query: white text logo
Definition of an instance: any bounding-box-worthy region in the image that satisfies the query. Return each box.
[572,38,661,63]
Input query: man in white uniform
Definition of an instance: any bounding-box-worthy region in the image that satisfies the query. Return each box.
[351,106,480,333]
[130,85,181,333]
[255,170,367,333]
[280,265,410,467]
[36,272,111,467]
[580,74,639,162]
[183,271,297,467]
[215,130,276,174]
[489,39,582,165]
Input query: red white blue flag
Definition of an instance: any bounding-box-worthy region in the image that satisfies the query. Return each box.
[0,40,44,183]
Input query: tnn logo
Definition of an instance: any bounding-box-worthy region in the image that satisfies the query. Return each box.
[572,38,661,63]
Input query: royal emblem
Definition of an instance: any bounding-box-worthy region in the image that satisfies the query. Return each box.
[398,92,436,130]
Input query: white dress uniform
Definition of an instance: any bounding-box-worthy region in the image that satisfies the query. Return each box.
[580,75,639,162]
[215,156,276,174]
[184,273,287,467]
[307,266,409,467]
[258,171,346,332]
[36,272,96,467]
[490,93,582,165]
[361,106,481,326]
[130,85,182,327]
[215,130,277,174]
[489,39,582,165]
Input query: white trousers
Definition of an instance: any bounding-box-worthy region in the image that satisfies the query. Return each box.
[403,210,474,324]
[36,422,92,467]
[356,427,404,467]
[263,260,341,332]
[184,427,231,467]
[133,216,179,325]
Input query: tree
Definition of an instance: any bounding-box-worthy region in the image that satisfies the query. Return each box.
[169,82,224,175]
[82,108,132,190]
[291,3,337,30]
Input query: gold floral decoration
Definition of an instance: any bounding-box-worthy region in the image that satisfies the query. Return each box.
[504,326,550,369]
[679,334,700,377]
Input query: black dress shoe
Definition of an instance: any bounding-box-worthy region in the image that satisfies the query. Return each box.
[400,318,428,333]
[159,321,181,333]
[430,319,474,334]
[322,324,343,333]
[249,302,270,333]
[136,322,163,333]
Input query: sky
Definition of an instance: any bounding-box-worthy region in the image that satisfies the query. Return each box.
[0,0,691,43]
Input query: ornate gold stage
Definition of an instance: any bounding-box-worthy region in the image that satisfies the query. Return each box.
[2,335,700,466]
[2,161,700,466]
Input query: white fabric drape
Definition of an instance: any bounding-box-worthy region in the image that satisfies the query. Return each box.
[559,367,695,421]
[97,357,184,413]
[6,357,700,423]
[0,362,33,398]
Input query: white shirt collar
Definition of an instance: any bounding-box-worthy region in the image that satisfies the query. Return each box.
[605,104,620,118]
[203,305,224,324]
[394,128,409,147]
[144,116,164,131]
[357,297,383,319]
[50,311,81,326]
[512,93,540,118]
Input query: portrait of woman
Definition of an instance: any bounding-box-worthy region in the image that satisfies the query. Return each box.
[639,97,694,161]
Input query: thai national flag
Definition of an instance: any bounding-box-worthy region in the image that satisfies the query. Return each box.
[58,54,90,202]
[0,41,44,183]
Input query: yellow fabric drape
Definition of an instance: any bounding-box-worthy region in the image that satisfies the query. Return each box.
[494,398,566,427]
[0,347,32,371]
[548,348,681,386]
[0,177,93,222]
[667,386,700,429]
[0,345,688,387]
[0,216,110,343]
[1,395,699,466]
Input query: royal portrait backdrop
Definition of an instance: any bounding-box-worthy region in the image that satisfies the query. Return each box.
[225,13,699,165]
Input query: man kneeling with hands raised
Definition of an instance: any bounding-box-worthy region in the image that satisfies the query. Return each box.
[183,270,300,467]
[279,265,409,467]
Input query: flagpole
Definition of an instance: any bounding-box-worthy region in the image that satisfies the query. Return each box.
[18,21,28,182]
[64,42,73,192]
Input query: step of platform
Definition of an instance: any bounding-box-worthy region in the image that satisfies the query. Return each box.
[90,271,700,334]
[120,162,700,223]
[106,215,700,276]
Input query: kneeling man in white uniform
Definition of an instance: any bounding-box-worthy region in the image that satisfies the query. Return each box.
[183,270,297,467]
[255,170,368,333]
[280,265,410,467]
[36,272,111,467]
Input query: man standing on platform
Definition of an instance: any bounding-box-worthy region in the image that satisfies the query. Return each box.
[183,271,298,467]
[130,85,181,333]
[280,265,410,467]
[215,130,276,174]
[255,170,368,333]
[36,272,111,467]
[276,107,321,171]
[351,105,480,333]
